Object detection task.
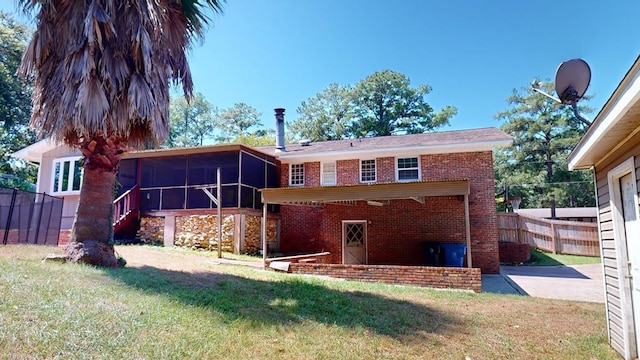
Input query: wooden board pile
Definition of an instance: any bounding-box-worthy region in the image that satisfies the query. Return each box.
[174,215,234,251]
[136,217,164,245]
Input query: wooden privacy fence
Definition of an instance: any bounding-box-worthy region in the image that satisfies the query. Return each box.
[497,213,600,257]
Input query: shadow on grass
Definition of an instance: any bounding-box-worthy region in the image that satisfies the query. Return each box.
[103,265,464,340]
[526,249,564,266]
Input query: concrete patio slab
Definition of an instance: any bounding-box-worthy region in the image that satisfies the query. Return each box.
[498,264,604,303]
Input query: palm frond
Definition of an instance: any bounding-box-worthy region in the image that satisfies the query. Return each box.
[19,0,224,148]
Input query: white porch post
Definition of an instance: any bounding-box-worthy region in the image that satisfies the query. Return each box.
[464,194,472,268]
[217,167,222,259]
[262,201,268,268]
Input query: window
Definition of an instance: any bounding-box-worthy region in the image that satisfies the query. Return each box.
[360,159,376,183]
[321,162,336,186]
[396,157,420,181]
[52,157,83,194]
[289,163,304,186]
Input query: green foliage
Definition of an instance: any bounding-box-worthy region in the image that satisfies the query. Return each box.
[233,133,276,146]
[349,70,456,137]
[167,92,215,147]
[214,102,264,142]
[289,83,352,141]
[0,12,36,185]
[291,70,455,140]
[494,80,595,210]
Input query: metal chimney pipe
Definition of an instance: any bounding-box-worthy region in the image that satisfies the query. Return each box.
[274,108,286,152]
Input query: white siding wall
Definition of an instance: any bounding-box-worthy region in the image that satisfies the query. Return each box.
[595,148,640,358]
[40,145,81,230]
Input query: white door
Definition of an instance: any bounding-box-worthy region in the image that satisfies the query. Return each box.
[620,173,640,353]
[342,221,367,265]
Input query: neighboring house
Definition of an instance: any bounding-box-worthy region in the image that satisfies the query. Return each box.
[12,114,511,275]
[514,207,597,222]
[568,56,640,360]
[260,125,512,274]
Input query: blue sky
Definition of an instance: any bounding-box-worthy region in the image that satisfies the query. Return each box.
[2,1,639,133]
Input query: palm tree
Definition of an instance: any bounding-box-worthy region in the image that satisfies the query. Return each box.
[17,0,224,267]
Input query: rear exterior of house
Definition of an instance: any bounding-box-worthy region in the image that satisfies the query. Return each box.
[261,127,512,274]
[568,56,640,360]
[13,123,511,278]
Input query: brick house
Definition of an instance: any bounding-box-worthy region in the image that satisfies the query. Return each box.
[260,116,511,274]
[12,111,510,278]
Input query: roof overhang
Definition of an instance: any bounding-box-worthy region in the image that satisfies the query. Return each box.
[276,140,512,163]
[123,143,247,159]
[569,56,640,170]
[260,180,469,205]
[10,139,61,163]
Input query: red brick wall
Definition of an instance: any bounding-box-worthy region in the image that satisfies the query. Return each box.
[287,263,482,293]
[337,159,359,184]
[421,152,499,273]
[279,151,500,273]
[318,198,466,266]
[499,242,531,264]
[376,157,395,183]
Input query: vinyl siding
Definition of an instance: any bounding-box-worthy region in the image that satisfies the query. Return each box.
[593,136,640,358]
[40,145,82,229]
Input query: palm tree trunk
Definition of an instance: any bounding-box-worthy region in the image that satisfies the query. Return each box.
[65,136,123,267]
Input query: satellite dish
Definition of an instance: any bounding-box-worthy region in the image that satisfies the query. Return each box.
[555,59,591,105]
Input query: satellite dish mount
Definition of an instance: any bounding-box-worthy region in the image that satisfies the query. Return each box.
[531,58,592,127]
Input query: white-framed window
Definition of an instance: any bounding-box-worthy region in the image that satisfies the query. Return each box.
[396,157,420,181]
[321,162,336,186]
[289,163,304,186]
[51,156,83,194]
[360,159,376,183]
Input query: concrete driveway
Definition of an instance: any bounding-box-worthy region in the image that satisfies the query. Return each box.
[482,263,604,303]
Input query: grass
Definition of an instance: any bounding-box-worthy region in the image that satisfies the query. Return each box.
[0,245,618,360]
[526,248,601,266]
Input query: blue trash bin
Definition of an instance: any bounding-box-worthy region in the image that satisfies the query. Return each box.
[441,243,467,267]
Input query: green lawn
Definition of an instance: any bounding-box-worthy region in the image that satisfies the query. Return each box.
[526,248,602,266]
[0,245,618,360]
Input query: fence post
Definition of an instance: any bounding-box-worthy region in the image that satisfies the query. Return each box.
[550,222,557,254]
[3,188,18,245]
[33,194,45,244]
[517,215,524,244]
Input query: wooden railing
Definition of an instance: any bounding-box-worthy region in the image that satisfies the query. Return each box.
[113,185,140,232]
[497,213,600,257]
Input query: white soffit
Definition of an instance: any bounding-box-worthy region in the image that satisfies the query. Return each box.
[10,139,58,163]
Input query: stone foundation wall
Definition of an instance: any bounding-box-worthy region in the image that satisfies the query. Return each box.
[136,217,164,245]
[244,215,278,254]
[136,213,278,254]
[175,214,235,251]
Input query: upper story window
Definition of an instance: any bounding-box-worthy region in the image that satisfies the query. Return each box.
[321,162,336,186]
[360,159,376,183]
[52,157,83,194]
[289,163,304,186]
[396,157,420,181]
